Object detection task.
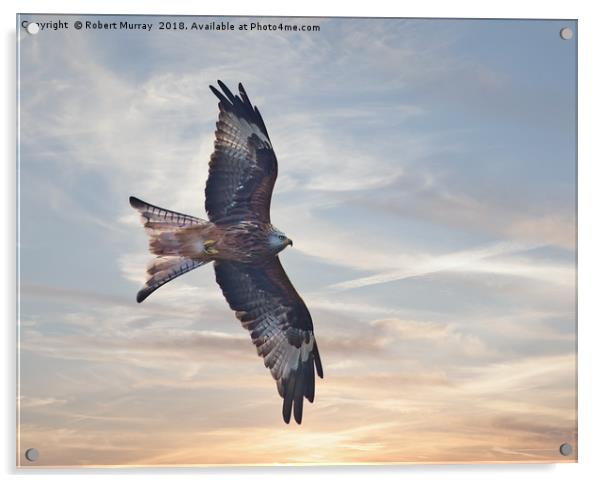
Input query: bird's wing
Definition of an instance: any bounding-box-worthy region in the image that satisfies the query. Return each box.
[205,81,277,225]
[214,257,323,424]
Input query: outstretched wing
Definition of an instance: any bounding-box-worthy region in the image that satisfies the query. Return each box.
[214,258,323,424]
[205,80,277,225]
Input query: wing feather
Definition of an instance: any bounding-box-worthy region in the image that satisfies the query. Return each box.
[214,258,323,424]
[205,81,277,225]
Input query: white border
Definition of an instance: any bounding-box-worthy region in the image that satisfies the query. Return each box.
[3,1,601,482]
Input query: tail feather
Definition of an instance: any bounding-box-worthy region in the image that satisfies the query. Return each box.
[149,230,185,257]
[130,196,201,228]
[130,196,211,302]
[137,257,206,303]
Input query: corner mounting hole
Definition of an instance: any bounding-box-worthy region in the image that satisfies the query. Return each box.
[559,443,573,456]
[25,448,39,462]
[559,27,573,40]
[26,22,40,35]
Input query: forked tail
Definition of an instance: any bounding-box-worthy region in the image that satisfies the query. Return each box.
[129,196,212,302]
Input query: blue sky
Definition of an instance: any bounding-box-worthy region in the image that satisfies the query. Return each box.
[18,16,576,466]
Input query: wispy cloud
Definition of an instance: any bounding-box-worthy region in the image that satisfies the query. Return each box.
[328,240,573,291]
[19,396,67,409]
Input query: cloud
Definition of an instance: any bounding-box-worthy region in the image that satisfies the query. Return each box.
[18,283,575,466]
[357,177,576,251]
[19,396,67,409]
[328,240,574,291]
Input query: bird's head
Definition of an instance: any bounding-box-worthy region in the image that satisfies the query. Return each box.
[267,228,293,254]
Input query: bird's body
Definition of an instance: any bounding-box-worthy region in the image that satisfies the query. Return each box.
[129,81,322,424]
[141,215,287,263]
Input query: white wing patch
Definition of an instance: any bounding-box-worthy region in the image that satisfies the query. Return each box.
[255,318,315,381]
[222,111,271,147]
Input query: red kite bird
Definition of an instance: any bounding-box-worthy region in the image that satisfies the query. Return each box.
[130,81,323,424]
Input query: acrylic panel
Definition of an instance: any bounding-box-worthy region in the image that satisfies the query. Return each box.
[17,14,577,467]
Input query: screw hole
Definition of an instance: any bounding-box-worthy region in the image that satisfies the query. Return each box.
[25,448,39,462]
[26,22,40,35]
[559,443,573,456]
[559,27,573,40]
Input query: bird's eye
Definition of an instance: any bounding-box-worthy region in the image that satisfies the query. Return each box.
[278,235,286,240]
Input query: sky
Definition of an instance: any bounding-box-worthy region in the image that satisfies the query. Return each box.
[17,15,577,466]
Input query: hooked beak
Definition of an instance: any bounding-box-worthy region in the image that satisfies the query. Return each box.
[287,238,293,247]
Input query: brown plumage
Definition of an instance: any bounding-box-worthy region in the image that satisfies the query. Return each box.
[129,81,323,424]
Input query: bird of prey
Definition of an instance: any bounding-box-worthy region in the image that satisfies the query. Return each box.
[129,81,323,424]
